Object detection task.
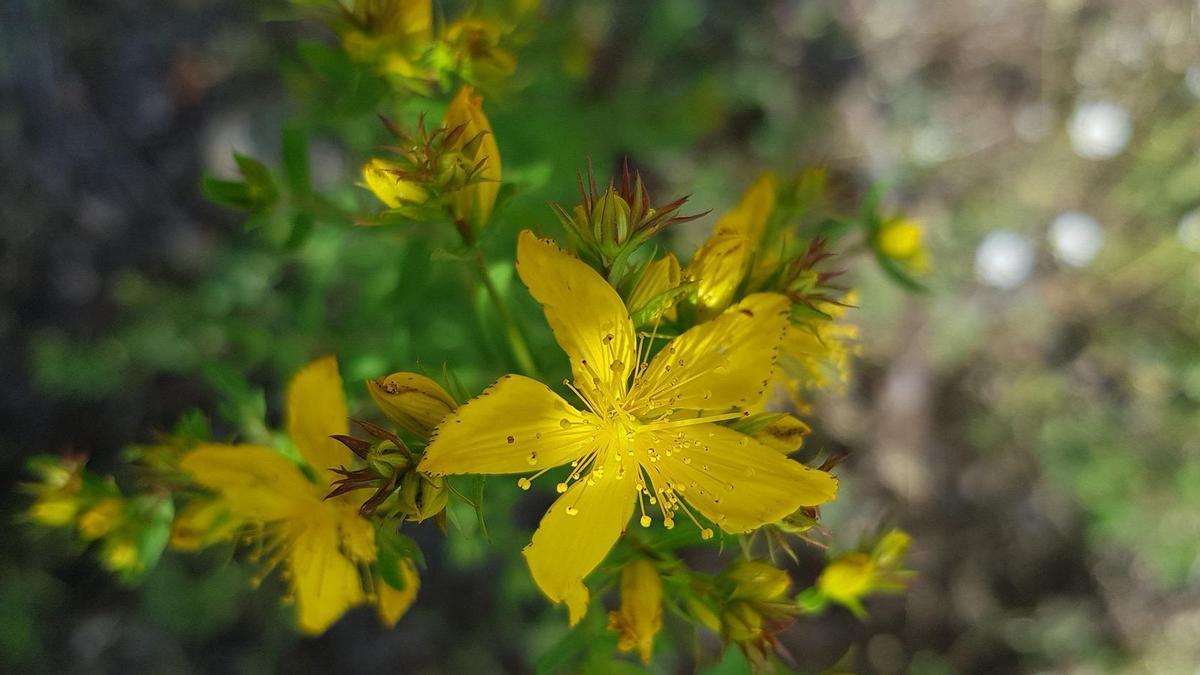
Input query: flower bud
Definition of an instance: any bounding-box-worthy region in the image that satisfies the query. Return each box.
[726,560,792,603]
[607,559,663,664]
[398,471,448,522]
[363,158,428,209]
[366,372,457,439]
[78,497,124,541]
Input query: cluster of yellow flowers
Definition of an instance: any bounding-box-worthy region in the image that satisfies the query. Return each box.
[23,1,928,667]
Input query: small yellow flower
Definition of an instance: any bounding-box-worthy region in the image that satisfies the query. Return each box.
[439,18,517,88]
[444,85,501,229]
[29,496,80,527]
[876,217,929,273]
[180,356,419,634]
[607,559,663,664]
[420,230,837,624]
[815,529,914,618]
[101,538,140,574]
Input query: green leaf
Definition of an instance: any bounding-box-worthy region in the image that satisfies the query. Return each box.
[281,126,312,196]
[376,526,425,591]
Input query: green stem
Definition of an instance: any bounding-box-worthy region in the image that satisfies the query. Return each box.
[457,222,540,378]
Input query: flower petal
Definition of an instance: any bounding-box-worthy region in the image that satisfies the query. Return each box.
[640,424,837,533]
[286,356,351,483]
[523,454,637,625]
[420,374,596,476]
[630,293,790,413]
[180,443,316,520]
[376,560,420,627]
[516,230,637,399]
[627,252,682,319]
[714,172,776,243]
[687,231,750,318]
[286,516,366,635]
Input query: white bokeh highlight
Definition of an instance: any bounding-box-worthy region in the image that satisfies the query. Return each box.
[1068,101,1132,160]
[976,230,1035,289]
[1049,212,1104,267]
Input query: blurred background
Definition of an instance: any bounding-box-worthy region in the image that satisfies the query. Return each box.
[3,0,1200,672]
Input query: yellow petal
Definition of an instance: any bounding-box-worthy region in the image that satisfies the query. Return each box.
[336,508,377,563]
[445,86,501,227]
[286,356,351,484]
[366,371,457,438]
[516,230,637,400]
[608,558,663,664]
[419,374,596,476]
[751,414,811,454]
[687,231,750,318]
[363,158,428,209]
[287,516,366,635]
[180,443,316,520]
[641,424,837,533]
[714,172,776,244]
[627,253,682,320]
[523,453,636,625]
[630,293,790,413]
[170,499,241,551]
[376,560,420,627]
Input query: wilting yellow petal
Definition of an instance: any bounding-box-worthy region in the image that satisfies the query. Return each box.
[515,230,637,400]
[608,559,662,664]
[523,453,636,625]
[420,374,596,476]
[363,158,428,209]
[286,356,352,484]
[714,172,776,244]
[286,515,366,635]
[751,414,811,454]
[367,371,457,438]
[376,559,420,627]
[180,444,316,520]
[445,86,501,227]
[687,232,750,318]
[627,252,682,317]
[641,424,837,533]
[630,293,790,414]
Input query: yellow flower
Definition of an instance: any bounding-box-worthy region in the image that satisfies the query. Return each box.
[419,230,837,624]
[686,173,777,318]
[439,18,517,88]
[341,0,435,88]
[25,455,84,527]
[362,158,429,209]
[444,85,501,229]
[607,559,663,664]
[876,217,929,273]
[180,356,419,634]
[816,529,913,618]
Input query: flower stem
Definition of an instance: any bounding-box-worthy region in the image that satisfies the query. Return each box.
[457,221,540,378]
